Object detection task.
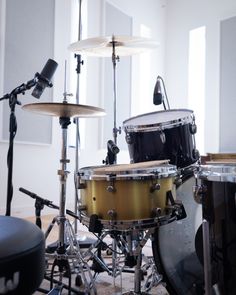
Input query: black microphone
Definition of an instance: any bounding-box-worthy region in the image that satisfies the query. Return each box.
[107,140,120,155]
[32,58,58,99]
[153,77,163,105]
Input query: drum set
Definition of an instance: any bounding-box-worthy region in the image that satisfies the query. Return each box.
[2,35,236,295]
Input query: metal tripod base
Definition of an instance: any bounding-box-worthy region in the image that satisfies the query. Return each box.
[45,217,97,294]
[47,285,63,295]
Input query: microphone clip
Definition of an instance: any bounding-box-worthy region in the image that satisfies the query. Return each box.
[34,72,53,88]
[103,140,120,165]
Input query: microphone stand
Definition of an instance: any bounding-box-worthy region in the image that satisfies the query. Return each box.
[111,36,121,164]
[0,77,37,216]
[73,0,83,233]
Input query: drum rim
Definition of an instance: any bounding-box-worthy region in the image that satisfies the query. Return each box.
[122,108,194,132]
[78,164,177,180]
[197,164,236,183]
[80,212,176,231]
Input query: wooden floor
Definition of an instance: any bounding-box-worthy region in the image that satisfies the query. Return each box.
[24,214,169,294]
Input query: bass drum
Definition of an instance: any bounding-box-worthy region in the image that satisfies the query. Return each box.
[152,172,204,294]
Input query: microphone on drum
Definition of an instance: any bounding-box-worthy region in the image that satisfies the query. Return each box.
[153,76,170,110]
[107,140,120,155]
[153,78,163,105]
[103,140,120,165]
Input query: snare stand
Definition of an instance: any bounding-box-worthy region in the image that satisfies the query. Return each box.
[110,228,162,295]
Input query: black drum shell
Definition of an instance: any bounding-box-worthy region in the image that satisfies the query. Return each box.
[125,122,199,168]
[198,169,236,295]
[123,109,199,169]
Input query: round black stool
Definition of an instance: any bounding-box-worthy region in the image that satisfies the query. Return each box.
[0,215,45,294]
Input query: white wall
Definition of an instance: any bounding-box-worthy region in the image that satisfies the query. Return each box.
[0,0,77,217]
[0,0,167,217]
[165,0,236,154]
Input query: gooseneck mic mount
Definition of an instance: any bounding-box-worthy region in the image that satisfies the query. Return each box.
[0,58,58,216]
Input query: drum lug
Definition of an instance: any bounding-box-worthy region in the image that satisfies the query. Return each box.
[125,133,133,144]
[192,148,200,160]
[107,185,116,192]
[193,184,207,204]
[174,176,182,186]
[160,131,166,144]
[152,207,162,217]
[150,183,161,193]
[173,200,187,220]
[77,172,86,189]
[78,183,86,189]
[107,175,116,192]
[107,209,117,219]
[190,123,197,134]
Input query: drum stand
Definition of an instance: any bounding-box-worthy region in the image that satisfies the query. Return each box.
[45,115,97,295]
[81,226,163,294]
[121,229,162,295]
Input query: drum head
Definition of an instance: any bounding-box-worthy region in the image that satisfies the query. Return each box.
[123,109,194,132]
[152,175,204,294]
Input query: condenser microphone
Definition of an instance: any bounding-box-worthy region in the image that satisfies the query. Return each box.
[107,140,120,155]
[153,77,163,105]
[32,58,58,99]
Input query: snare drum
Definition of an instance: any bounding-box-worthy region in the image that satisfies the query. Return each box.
[78,160,177,230]
[123,109,199,169]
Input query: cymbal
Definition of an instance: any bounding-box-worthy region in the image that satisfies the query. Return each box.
[68,35,159,57]
[22,102,106,118]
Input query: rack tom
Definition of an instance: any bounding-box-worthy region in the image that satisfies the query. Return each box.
[123,109,199,169]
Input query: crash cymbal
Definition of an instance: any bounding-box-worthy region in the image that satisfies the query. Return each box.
[22,102,106,118]
[68,35,159,57]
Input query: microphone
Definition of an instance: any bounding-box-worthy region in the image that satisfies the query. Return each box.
[107,140,120,155]
[153,77,163,105]
[32,58,58,99]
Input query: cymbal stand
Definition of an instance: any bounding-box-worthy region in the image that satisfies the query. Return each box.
[45,114,97,295]
[111,35,121,163]
[74,0,84,232]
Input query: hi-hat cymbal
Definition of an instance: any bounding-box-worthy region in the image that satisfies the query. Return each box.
[68,35,159,57]
[22,102,106,118]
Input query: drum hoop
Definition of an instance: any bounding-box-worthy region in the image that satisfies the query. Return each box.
[123,109,194,133]
[80,213,176,231]
[79,165,177,180]
[197,164,236,183]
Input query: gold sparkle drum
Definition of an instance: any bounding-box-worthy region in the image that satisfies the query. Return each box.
[78,160,178,230]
